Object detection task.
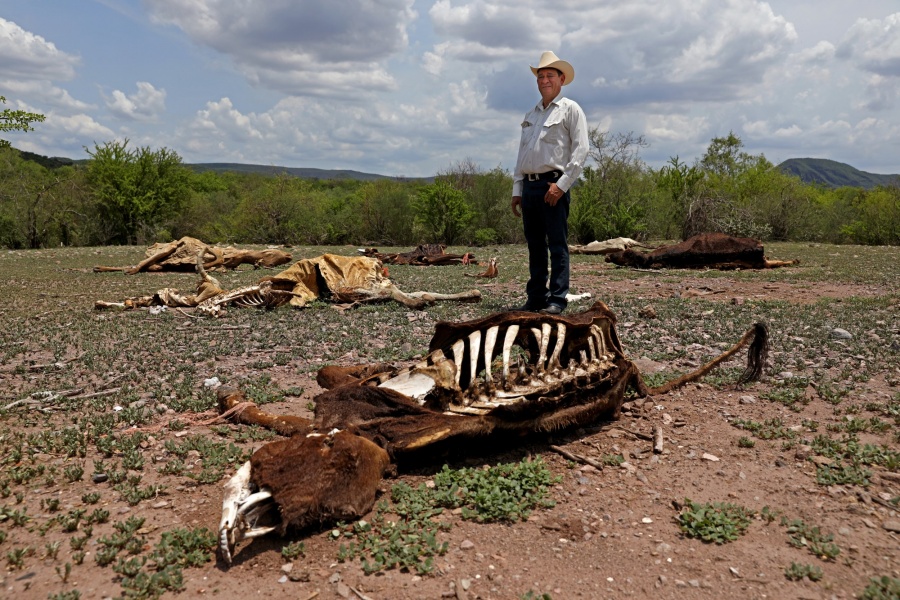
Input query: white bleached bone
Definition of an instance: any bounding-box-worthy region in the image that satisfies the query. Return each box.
[501,325,519,382]
[451,339,465,389]
[467,330,482,391]
[483,326,499,383]
[219,461,277,565]
[548,323,566,370]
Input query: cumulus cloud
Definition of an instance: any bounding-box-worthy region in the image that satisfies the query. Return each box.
[144,0,415,96]
[104,82,166,121]
[423,0,797,113]
[837,13,900,77]
[0,18,80,82]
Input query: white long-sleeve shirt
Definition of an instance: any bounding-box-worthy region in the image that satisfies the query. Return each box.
[512,94,589,197]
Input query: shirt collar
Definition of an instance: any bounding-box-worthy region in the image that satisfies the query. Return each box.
[536,93,563,111]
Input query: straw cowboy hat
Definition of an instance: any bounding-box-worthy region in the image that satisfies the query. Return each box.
[530,51,574,85]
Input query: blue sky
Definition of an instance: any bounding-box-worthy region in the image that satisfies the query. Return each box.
[1,0,899,177]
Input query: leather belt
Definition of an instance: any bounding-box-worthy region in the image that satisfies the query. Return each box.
[525,170,562,182]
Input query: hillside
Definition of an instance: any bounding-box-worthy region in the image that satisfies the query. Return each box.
[187,162,411,181]
[777,157,899,189]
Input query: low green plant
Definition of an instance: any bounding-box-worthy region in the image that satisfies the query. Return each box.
[784,561,823,581]
[282,540,305,561]
[781,517,840,560]
[860,576,900,600]
[430,459,559,523]
[815,462,871,487]
[737,436,756,448]
[676,499,754,544]
[48,591,80,600]
[731,417,797,440]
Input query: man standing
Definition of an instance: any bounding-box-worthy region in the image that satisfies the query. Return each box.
[511,51,588,315]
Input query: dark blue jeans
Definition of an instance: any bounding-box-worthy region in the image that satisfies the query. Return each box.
[522,179,569,309]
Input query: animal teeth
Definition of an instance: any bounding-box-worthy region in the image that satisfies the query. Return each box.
[588,336,597,363]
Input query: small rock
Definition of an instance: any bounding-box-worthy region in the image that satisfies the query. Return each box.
[203,377,221,388]
[281,563,293,574]
[92,473,109,484]
[701,453,720,462]
[277,575,288,584]
[460,540,475,550]
[641,517,653,524]
[794,445,813,460]
[882,520,900,533]
[638,306,657,319]
[830,328,852,339]
[810,456,834,466]
[336,582,351,598]
[739,395,755,405]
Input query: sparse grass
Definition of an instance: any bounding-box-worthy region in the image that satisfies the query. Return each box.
[0,243,895,598]
[676,499,754,544]
[335,459,558,574]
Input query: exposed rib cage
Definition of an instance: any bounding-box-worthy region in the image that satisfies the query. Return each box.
[372,310,625,415]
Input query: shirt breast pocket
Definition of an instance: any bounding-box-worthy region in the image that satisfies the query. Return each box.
[540,114,566,144]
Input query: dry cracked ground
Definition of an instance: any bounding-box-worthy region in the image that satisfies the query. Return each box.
[0,242,897,600]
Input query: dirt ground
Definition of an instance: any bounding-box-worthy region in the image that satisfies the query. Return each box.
[1,245,898,600]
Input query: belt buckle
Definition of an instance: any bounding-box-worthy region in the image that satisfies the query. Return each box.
[527,173,539,181]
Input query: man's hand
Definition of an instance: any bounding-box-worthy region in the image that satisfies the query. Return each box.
[544,183,563,206]
[511,196,522,218]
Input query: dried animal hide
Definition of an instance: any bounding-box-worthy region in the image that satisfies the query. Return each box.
[217,301,769,564]
[360,244,476,266]
[93,236,292,274]
[94,253,482,314]
[605,233,799,270]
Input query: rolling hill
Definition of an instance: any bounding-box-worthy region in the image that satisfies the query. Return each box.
[777,158,899,189]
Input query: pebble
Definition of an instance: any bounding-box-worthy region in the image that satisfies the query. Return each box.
[882,520,900,533]
[739,395,755,405]
[701,453,720,462]
[830,328,852,339]
[460,540,475,550]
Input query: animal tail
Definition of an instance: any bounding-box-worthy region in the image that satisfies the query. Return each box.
[646,322,768,396]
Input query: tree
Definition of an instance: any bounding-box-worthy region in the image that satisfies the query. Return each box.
[570,128,652,243]
[85,140,192,244]
[412,180,474,245]
[0,96,45,148]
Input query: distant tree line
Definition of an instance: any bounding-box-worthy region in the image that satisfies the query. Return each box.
[1,126,898,249]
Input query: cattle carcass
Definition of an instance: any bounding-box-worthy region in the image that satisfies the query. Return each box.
[605,233,798,269]
[217,301,768,564]
[94,253,482,315]
[360,244,476,266]
[93,236,293,274]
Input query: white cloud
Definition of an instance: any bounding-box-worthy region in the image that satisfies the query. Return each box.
[145,0,416,95]
[0,18,80,81]
[838,13,900,77]
[105,82,167,121]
